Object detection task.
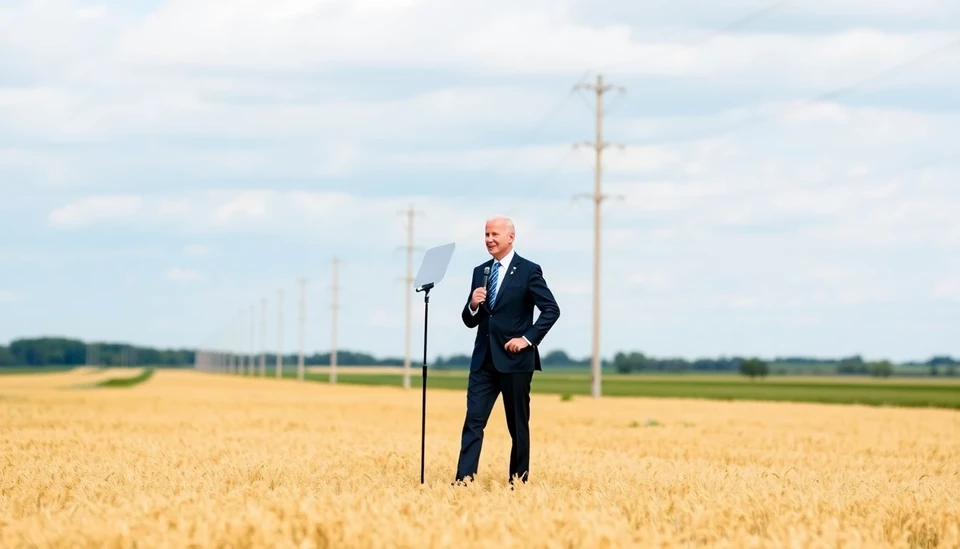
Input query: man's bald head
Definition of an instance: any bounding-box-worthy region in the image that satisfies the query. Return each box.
[484,216,515,260]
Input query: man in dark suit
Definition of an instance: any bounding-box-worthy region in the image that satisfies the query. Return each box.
[454,216,560,486]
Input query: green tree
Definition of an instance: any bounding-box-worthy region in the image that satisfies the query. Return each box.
[837,355,868,374]
[0,346,14,366]
[613,352,647,374]
[541,350,575,367]
[739,358,769,379]
[613,352,632,374]
[869,360,893,378]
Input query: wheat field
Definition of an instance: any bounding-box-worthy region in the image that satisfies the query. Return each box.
[2,369,959,548]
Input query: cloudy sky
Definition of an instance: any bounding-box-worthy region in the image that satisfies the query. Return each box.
[1,0,959,364]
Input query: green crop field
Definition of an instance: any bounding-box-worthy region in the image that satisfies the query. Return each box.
[0,366,74,375]
[5,365,959,410]
[284,369,960,410]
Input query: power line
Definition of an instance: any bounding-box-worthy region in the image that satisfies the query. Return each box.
[498,2,793,215]
[595,0,793,75]
[397,205,424,390]
[631,35,960,147]
[505,32,960,222]
[469,75,589,175]
[574,74,625,399]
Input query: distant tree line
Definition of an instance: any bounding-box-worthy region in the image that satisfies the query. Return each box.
[0,338,194,367]
[0,338,410,368]
[0,337,956,378]
[611,352,951,378]
[433,349,596,369]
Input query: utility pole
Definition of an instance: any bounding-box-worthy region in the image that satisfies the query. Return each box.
[330,258,339,385]
[276,288,284,379]
[86,344,99,368]
[249,304,255,376]
[233,311,243,376]
[260,297,266,377]
[397,205,423,390]
[574,73,625,399]
[239,310,247,375]
[298,278,306,382]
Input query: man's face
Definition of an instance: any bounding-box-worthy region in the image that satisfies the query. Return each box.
[484,220,514,258]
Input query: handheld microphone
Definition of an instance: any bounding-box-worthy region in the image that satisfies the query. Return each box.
[480,266,490,304]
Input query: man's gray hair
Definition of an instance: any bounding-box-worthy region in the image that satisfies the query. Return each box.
[486,216,515,234]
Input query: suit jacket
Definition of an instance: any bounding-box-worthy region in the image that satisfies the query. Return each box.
[461,252,560,373]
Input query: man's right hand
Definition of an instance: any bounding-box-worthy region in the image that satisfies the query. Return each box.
[471,287,487,309]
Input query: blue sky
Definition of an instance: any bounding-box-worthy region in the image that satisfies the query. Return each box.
[1,0,959,363]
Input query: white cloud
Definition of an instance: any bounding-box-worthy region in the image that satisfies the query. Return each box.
[705,279,898,311]
[157,198,191,218]
[804,266,855,284]
[212,191,272,225]
[619,101,960,150]
[0,290,21,303]
[0,0,119,70]
[933,276,960,301]
[3,2,957,148]
[368,309,402,329]
[184,245,208,256]
[11,99,954,191]
[628,271,673,291]
[546,274,592,297]
[165,267,204,282]
[47,195,143,228]
[112,0,959,89]
[3,0,959,362]
[0,83,574,144]
[585,0,960,25]
[787,0,958,16]
[0,147,29,167]
[43,189,630,254]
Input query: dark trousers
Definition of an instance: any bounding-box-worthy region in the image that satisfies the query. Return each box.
[455,350,533,484]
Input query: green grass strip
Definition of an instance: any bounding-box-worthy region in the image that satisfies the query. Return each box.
[273,370,960,410]
[95,368,155,388]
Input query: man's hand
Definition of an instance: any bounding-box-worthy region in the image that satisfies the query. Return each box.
[470,287,487,309]
[504,337,530,353]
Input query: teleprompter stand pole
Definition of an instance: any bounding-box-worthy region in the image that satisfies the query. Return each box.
[408,241,455,485]
[416,282,434,485]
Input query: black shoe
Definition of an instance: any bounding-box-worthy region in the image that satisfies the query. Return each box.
[508,474,528,487]
[451,477,474,487]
